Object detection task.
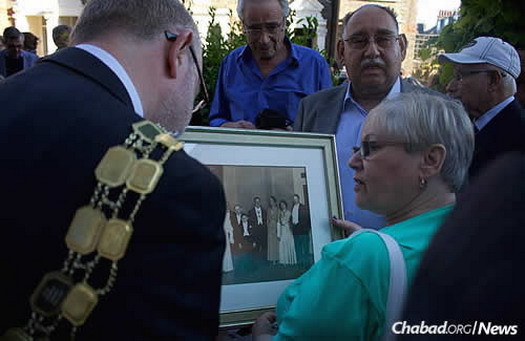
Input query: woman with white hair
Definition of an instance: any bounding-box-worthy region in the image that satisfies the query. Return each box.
[253,92,475,340]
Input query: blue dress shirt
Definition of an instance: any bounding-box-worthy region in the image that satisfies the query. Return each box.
[209,41,332,127]
[335,78,402,230]
[474,96,515,131]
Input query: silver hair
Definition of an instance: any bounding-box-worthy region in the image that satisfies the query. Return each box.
[501,70,517,94]
[71,0,198,46]
[365,92,475,192]
[237,0,290,21]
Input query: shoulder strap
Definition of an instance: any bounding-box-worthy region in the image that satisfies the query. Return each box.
[351,229,407,340]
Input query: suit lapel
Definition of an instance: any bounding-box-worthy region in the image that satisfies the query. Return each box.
[41,47,134,109]
[321,84,347,133]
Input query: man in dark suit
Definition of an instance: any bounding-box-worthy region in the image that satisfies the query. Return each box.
[0,1,225,340]
[248,196,267,260]
[295,4,442,231]
[291,194,312,266]
[400,152,525,340]
[440,36,525,179]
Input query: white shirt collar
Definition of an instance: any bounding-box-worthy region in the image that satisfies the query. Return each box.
[75,44,144,117]
[344,77,402,106]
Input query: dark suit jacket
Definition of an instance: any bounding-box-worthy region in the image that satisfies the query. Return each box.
[469,99,525,178]
[291,203,311,235]
[294,79,444,134]
[401,152,525,340]
[248,207,266,250]
[0,47,226,340]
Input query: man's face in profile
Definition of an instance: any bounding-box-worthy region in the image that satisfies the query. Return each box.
[6,36,23,58]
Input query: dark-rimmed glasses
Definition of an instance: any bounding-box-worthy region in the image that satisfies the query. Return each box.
[352,141,408,159]
[165,30,210,113]
[343,34,400,50]
[244,20,284,37]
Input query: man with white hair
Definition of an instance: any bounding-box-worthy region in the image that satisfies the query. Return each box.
[0,0,225,339]
[441,36,525,179]
[209,0,332,129]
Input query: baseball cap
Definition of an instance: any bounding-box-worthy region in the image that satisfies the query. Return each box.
[438,36,521,79]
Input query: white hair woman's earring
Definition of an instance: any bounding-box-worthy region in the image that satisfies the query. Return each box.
[419,177,427,189]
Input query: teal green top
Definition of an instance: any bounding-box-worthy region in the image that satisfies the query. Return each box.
[274,205,454,340]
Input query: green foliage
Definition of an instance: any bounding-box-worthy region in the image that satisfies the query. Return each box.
[190,7,244,126]
[418,48,432,61]
[430,0,525,90]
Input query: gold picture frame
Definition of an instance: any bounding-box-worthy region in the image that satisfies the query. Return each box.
[179,127,344,328]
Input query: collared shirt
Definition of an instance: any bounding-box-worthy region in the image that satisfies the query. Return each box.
[474,96,515,131]
[255,207,263,225]
[209,41,332,127]
[242,221,250,236]
[292,203,300,225]
[236,213,242,225]
[335,78,401,230]
[275,205,453,340]
[75,44,144,117]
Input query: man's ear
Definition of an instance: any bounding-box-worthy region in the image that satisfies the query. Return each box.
[420,144,446,179]
[398,33,408,61]
[167,29,194,79]
[487,70,504,92]
[336,39,345,66]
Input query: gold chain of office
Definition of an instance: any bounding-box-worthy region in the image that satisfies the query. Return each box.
[1,121,184,341]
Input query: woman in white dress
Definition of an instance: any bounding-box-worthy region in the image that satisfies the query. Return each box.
[222,210,234,272]
[277,200,297,265]
[267,196,280,263]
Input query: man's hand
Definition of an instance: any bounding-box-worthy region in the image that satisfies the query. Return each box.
[221,121,256,129]
[331,217,363,236]
[252,311,278,341]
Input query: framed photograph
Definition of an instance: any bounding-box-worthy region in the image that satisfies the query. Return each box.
[180,127,344,327]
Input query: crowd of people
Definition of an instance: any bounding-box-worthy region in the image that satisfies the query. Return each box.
[1,0,524,340]
[0,24,71,80]
[223,194,311,275]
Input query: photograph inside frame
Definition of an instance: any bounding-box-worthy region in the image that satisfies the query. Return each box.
[207,165,314,285]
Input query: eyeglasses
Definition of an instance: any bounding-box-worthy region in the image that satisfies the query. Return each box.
[453,69,505,82]
[244,21,284,37]
[165,30,210,113]
[352,141,407,159]
[343,34,400,50]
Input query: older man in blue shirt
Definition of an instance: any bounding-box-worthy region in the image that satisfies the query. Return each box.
[209,0,332,129]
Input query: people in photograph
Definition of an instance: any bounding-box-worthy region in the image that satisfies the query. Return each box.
[252,92,475,339]
[294,4,444,231]
[266,196,280,264]
[249,196,267,258]
[241,213,255,250]
[439,36,525,180]
[223,210,235,273]
[0,0,226,339]
[0,27,38,78]
[208,0,332,129]
[277,200,297,266]
[291,194,312,266]
[230,204,245,253]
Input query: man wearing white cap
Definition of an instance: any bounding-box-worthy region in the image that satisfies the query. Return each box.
[439,36,525,179]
